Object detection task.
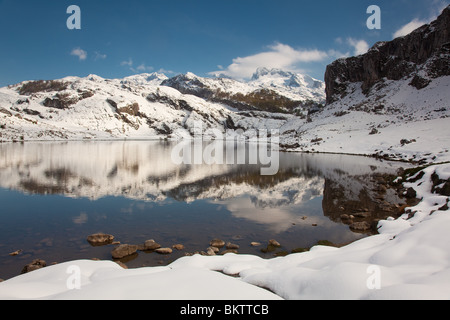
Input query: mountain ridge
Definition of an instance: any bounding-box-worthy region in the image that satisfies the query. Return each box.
[325,5,450,104]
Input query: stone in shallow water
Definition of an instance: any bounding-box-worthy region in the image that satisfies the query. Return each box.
[210,239,225,248]
[111,244,138,259]
[87,233,115,247]
[21,259,46,274]
[155,248,173,254]
[143,239,161,251]
[268,239,281,247]
[350,221,372,231]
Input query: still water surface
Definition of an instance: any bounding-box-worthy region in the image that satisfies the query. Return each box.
[0,141,407,280]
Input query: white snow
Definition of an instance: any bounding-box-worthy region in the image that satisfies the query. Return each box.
[0,163,449,300]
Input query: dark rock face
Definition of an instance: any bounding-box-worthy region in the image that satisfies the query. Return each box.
[325,5,450,104]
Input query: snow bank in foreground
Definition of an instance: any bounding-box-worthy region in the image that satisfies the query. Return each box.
[0,164,449,300]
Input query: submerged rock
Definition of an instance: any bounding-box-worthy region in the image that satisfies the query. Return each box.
[349,221,372,232]
[142,239,161,251]
[155,248,172,255]
[268,239,281,247]
[87,233,115,247]
[210,239,225,248]
[111,244,138,259]
[172,244,185,251]
[226,242,240,250]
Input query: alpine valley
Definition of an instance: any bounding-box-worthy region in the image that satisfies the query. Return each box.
[1,6,450,165]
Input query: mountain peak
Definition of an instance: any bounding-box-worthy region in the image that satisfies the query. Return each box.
[251,67,292,80]
[120,72,168,86]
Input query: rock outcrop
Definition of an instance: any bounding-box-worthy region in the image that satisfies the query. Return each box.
[325,5,450,104]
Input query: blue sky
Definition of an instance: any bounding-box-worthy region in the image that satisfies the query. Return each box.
[0,0,448,86]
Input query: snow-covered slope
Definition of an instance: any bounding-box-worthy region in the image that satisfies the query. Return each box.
[283,75,450,164]
[0,73,234,142]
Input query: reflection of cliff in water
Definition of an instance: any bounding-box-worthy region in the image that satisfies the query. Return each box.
[321,170,416,234]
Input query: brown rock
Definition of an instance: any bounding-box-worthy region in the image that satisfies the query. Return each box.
[268,239,281,247]
[87,233,115,247]
[9,249,22,256]
[111,244,138,259]
[21,259,46,274]
[143,239,161,251]
[155,248,172,254]
[172,244,185,250]
[210,239,225,248]
[226,242,240,250]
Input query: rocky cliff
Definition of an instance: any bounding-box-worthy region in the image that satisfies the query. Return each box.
[325,5,450,104]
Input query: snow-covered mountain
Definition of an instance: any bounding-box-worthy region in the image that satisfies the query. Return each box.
[160,68,325,113]
[161,68,325,103]
[0,72,232,141]
[0,6,449,166]
[0,68,322,143]
[250,67,325,101]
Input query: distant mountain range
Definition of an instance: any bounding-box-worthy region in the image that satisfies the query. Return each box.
[0,66,325,142]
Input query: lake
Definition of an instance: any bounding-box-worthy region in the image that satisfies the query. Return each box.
[0,141,408,280]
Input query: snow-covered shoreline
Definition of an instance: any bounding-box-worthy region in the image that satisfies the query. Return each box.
[0,162,448,300]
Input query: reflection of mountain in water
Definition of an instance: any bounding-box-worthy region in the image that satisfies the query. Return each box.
[0,141,408,214]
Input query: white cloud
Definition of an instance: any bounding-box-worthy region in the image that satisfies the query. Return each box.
[393,19,426,38]
[135,64,154,72]
[392,1,448,39]
[158,68,175,75]
[70,47,87,61]
[121,58,155,74]
[347,38,369,56]
[120,58,133,67]
[94,51,107,60]
[209,43,330,80]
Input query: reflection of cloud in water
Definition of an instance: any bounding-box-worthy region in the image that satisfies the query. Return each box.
[217,196,339,234]
[222,197,300,233]
[72,212,88,225]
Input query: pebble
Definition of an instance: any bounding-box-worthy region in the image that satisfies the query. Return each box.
[143,239,161,251]
[210,239,225,248]
[155,248,173,254]
[172,244,185,250]
[268,239,281,247]
[8,249,22,256]
[226,242,240,250]
[205,247,216,256]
